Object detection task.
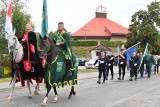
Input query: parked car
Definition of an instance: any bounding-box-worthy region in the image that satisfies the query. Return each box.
[78,58,87,66]
[85,57,98,69]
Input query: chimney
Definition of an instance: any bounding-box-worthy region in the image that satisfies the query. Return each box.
[95,5,107,18]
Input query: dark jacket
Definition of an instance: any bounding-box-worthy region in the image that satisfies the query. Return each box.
[107,54,115,67]
[129,55,140,69]
[18,31,38,63]
[94,56,108,70]
[119,53,127,67]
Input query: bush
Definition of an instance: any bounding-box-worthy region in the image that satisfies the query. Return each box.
[100,41,123,47]
[71,41,98,46]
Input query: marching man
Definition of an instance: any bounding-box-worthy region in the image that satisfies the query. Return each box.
[94,50,108,84]
[118,48,127,80]
[129,51,139,81]
[106,51,115,80]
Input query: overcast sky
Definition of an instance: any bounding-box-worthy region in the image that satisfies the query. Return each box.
[28,0,156,33]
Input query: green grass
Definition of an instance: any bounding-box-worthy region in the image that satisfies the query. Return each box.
[0,77,11,83]
[78,69,98,74]
[72,46,117,58]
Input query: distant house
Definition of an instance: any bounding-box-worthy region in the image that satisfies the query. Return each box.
[71,6,129,42]
[90,44,112,58]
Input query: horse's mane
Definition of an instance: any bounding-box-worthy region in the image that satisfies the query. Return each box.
[47,37,56,49]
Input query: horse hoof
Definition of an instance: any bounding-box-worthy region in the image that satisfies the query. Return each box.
[28,96,32,99]
[73,91,76,96]
[41,102,47,106]
[53,95,58,103]
[8,96,12,101]
[34,91,40,95]
[68,95,72,99]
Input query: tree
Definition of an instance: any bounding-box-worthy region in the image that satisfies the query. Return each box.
[125,1,160,54]
[0,0,34,55]
[0,0,33,37]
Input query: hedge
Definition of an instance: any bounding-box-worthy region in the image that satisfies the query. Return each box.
[71,40,98,46]
[100,41,123,47]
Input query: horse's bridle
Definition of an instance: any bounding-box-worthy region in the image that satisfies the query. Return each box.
[39,38,56,57]
[8,37,23,63]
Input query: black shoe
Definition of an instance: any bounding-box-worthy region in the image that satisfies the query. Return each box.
[106,76,108,80]
[97,81,101,84]
[111,77,113,80]
[129,78,133,81]
[135,77,137,81]
[148,75,150,78]
[102,81,105,84]
[118,77,121,80]
[122,77,124,80]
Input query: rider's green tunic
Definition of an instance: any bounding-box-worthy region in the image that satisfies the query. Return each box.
[45,30,78,88]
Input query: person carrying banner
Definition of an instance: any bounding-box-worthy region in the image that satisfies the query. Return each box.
[52,22,74,76]
[129,51,139,81]
[118,48,127,80]
[18,23,38,72]
[139,52,145,77]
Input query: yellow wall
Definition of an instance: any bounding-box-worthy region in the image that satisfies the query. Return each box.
[110,36,127,42]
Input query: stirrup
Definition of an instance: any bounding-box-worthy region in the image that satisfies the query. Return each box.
[67,70,72,76]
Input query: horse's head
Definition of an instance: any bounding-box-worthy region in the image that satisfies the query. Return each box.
[39,35,52,58]
[6,29,17,54]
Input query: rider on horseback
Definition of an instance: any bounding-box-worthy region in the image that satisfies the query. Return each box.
[18,22,38,72]
[52,22,73,76]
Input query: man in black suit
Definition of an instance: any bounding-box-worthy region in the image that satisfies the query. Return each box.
[94,50,108,84]
[129,51,140,81]
[106,51,115,80]
[118,49,127,80]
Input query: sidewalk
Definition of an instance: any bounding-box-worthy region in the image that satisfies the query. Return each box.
[0,66,120,90]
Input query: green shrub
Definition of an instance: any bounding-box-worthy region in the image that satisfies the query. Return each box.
[71,41,98,46]
[100,41,123,47]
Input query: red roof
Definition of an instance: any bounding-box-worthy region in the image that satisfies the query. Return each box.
[71,18,129,37]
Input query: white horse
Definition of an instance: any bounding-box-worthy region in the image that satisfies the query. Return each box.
[6,30,40,101]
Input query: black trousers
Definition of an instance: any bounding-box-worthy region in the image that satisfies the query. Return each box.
[154,65,159,73]
[98,69,106,81]
[130,67,137,78]
[119,65,126,77]
[106,66,114,77]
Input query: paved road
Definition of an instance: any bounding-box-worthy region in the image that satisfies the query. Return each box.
[0,70,160,107]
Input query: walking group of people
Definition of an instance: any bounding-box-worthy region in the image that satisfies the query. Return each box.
[94,48,159,84]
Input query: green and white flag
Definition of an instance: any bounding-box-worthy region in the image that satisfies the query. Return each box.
[139,43,148,69]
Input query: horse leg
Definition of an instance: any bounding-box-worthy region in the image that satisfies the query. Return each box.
[34,83,40,95]
[8,71,17,101]
[72,86,76,96]
[27,81,32,99]
[68,86,75,99]
[41,85,51,106]
[53,84,58,103]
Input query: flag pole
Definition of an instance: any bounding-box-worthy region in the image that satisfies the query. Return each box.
[115,42,141,57]
[124,42,141,52]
